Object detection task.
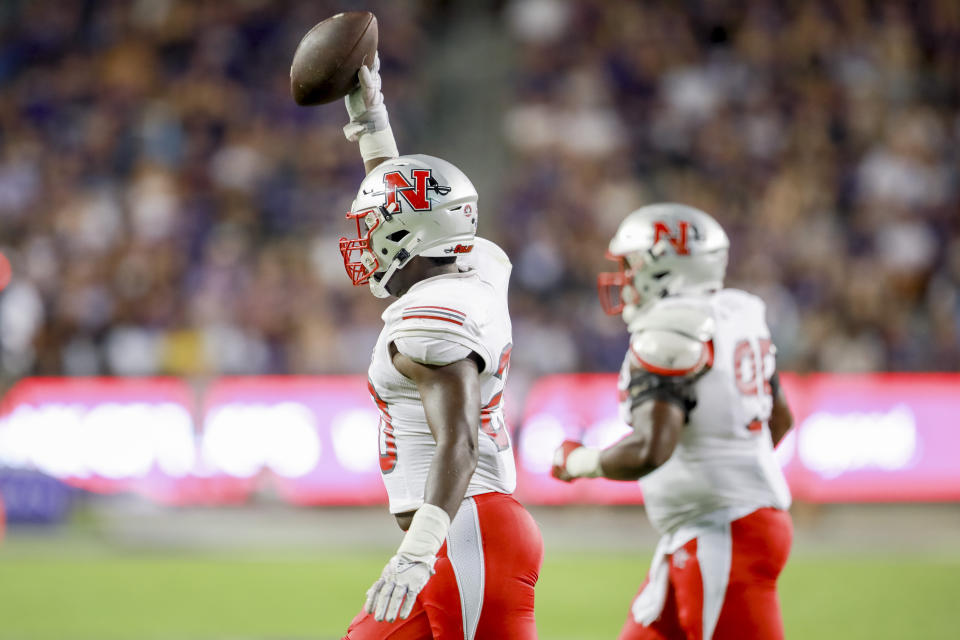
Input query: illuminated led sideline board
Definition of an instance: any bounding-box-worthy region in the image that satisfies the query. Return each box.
[0,377,386,505]
[781,374,960,502]
[0,374,958,505]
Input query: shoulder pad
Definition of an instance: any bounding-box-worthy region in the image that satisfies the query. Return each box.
[629,299,715,377]
[630,297,715,341]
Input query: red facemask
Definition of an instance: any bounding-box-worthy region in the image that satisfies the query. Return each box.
[338,207,382,286]
[597,251,633,315]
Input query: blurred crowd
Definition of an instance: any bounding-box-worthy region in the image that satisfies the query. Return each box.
[0,0,958,385]
[0,0,433,381]
[501,0,960,376]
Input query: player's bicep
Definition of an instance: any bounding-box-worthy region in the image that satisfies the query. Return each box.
[389,343,481,448]
[599,398,683,480]
[629,398,684,468]
[611,365,696,475]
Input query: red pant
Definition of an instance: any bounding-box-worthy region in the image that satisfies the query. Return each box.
[619,507,792,640]
[344,492,543,639]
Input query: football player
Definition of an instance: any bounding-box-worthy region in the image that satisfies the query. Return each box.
[338,55,542,639]
[552,204,794,640]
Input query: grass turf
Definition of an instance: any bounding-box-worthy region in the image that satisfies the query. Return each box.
[0,544,956,639]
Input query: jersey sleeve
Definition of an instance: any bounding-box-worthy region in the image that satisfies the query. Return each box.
[386,302,493,372]
[393,335,472,366]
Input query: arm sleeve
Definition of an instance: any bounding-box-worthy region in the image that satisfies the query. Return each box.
[387,307,492,372]
[625,369,698,418]
[393,335,472,367]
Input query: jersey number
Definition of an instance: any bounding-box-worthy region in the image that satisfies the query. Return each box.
[480,343,512,452]
[732,338,774,433]
[368,380,397,474]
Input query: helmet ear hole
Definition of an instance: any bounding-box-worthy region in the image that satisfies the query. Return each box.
[386,230,410,242]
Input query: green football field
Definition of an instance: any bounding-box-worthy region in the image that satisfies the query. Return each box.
[1,542,956,640]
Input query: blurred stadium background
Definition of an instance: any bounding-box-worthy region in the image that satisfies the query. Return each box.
[0,0,958,638]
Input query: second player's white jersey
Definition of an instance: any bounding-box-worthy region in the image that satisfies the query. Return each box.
[368,238,516,514]
[618,288,791,535]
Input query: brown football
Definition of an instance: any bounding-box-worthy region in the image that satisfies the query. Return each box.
[290,11,378,106]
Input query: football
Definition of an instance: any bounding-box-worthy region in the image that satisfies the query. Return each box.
[290,11,378,106]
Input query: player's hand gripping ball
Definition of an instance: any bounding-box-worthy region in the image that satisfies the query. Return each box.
[343,52,389,141]
[290,11,378,105]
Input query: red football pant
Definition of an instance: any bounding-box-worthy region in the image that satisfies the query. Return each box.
[344,492,543,640]
[619,507,793,640]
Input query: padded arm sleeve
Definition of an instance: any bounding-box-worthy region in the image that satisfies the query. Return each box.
[626,369,698,417]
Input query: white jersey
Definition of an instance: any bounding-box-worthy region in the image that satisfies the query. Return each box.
[619,288,791,535]
[367,238,516,514]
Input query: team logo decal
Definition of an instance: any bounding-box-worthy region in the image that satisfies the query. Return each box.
[653,220,692,255]
[381,169,451,212]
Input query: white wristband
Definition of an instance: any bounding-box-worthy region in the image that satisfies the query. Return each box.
[566,446,603,478]
[357,127,399,164]
[396,503,450,561]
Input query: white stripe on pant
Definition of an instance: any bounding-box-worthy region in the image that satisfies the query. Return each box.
[447,497,485,640]
[696,521,733,639]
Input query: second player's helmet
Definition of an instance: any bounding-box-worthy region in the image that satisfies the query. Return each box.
[598,203,729,323]
[339,154,478,298]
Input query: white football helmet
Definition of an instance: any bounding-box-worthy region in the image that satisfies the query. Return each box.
[598,203,729,323]
[339,154,479,297]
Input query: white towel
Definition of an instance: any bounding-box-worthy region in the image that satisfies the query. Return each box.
[630,536,672,625]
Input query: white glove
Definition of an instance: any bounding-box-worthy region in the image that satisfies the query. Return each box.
[343,52,391,141]
[364,551,436,622]
[363,503,450,623]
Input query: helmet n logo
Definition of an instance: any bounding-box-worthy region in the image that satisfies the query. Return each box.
[653,221,691,255]
[382,169,451,212]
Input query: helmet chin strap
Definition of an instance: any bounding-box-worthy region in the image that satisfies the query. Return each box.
[368,257,403,298]
[369,232,424,298]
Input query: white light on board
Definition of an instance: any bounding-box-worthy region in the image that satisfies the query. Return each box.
[798,404,917,478]
[330,408,380,473]
[201,402,321,478]
[0,402,196,479]
[518,413,567,473]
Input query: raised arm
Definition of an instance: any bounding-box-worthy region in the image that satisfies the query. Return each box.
[342,53,399,174]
